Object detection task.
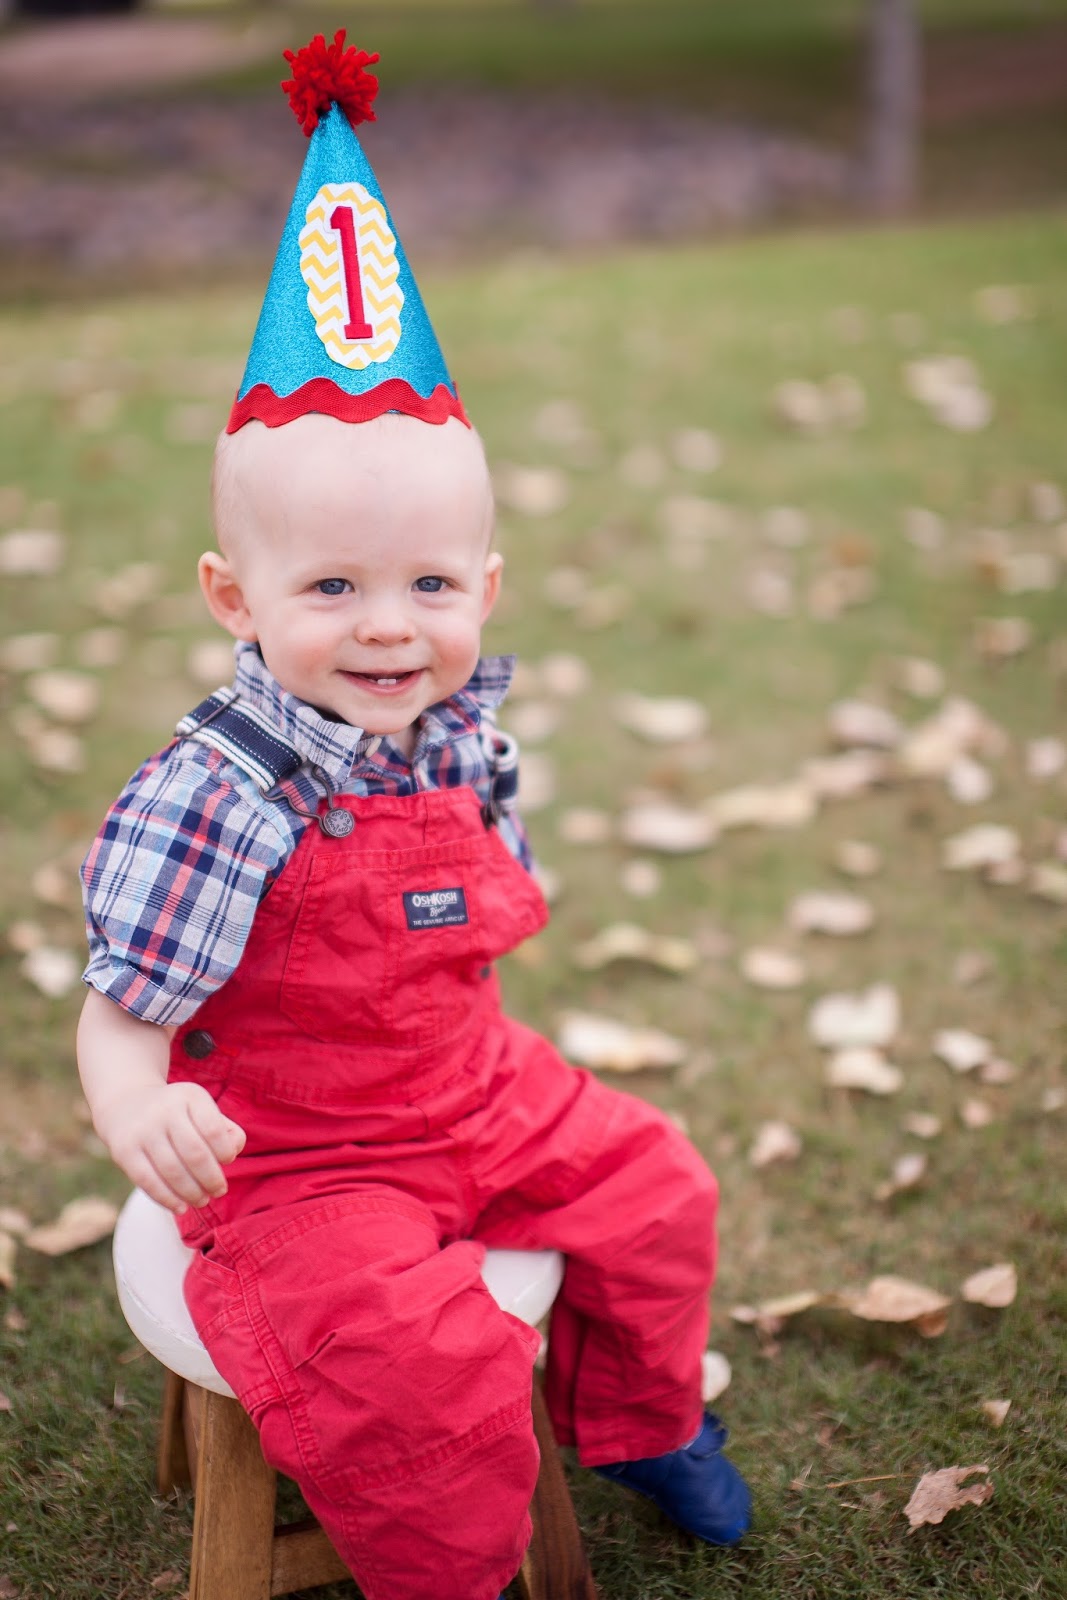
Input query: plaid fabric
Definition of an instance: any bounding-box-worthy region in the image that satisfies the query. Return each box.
[82,642,533,1026]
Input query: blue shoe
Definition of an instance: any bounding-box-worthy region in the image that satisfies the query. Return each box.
[593,1412,752,1546]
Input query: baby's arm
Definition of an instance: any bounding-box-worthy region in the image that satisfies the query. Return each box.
[77,988,245,1214]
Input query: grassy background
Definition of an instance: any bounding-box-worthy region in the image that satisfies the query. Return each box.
[1,209,1066,1596]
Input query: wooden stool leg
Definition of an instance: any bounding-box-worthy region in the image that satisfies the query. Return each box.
[187,1386,277,1600]
[517,1378,597,1600]
[157,1369,192,1494]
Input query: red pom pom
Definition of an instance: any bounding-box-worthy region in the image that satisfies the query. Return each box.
[281,30,380,137]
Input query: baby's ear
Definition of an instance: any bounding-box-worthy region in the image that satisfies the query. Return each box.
[198,553,257,642]
[481,552,504,622]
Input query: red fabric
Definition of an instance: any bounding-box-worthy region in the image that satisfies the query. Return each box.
[173,788,716,1600]
[226,377,470,434]
[282,30,379,137]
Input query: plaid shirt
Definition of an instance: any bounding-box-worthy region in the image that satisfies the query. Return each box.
[82,642,533,1027]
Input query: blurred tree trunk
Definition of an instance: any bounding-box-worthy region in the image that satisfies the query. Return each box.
[865,0,921,213]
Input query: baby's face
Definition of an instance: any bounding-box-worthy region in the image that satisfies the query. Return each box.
[206,415,501,736]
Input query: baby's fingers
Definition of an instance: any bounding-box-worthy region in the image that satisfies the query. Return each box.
[186,1093,246,1167]
[168,1112,231,1202]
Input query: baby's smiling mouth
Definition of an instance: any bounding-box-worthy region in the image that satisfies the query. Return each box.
[341,669,423,690]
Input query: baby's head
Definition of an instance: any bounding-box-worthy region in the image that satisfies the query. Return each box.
[201,412,501,739]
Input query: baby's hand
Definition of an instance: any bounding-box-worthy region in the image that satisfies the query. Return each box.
[101,1081,246,1215]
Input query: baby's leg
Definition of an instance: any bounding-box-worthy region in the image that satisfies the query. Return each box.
[183,1190,540,1600]
[472,1026,717,1468]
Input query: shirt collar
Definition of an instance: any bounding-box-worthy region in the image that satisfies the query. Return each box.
[231,642,515,787]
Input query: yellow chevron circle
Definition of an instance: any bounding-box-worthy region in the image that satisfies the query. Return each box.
[299,183,404,370]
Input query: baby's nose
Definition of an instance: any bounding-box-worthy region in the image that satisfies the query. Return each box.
[355,602,415,644]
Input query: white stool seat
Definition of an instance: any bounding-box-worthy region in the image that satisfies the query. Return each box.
[113,1188,563,1398]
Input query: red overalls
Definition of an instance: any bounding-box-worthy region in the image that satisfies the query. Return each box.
[172,785,717,1600]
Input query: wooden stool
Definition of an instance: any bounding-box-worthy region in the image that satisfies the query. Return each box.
[113,1189,597,1600]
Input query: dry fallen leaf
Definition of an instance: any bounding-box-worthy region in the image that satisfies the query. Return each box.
[898,696,1003,778]
[505,701,560,745]
[706,782,816,831]
[671,428,722,474]
[557,807,612,846]
[826,1048,903,1096]
[495,465,570,517]
[961,1263,1017,1308]
[24,1196,118,1255]
[789,891,874,937]
[30,860,76,910]
[875,1152,927,1201]
[802,750,887,799]
[980,1399,1011,1427]
[943,824,1020,872]
[809,984,900,1049]
[902,1112,942,1140]
[612,693,708,745]
[903,506,945,550]
[572,923,697,976]
[946,756,993,806]
[538,652,591,699]
[763,505,810,547]
[975,615,1031,662]
[978,1056,1017,1085]
[8,920,45,954]
[842,1275,952,1335]
[828,700,902,750]
[960,1097,995,1130]
[556,1012,686,1074]
[660,495,733,542]
[91,562,165,620]
[516,753,556,812]
[1025,737,1066,781]
[619,859,662,899]
[740,947,807,991]
[701,1350,731,1402]
[903,1464,992,1529]
[749,1120,802,1168]
[25,670,99,725]
[619,443,665,488]
[1029,863,1067,905]
[186,639,235,689]
[0,1232,16,1291]
[25,726,87,776]
[0,632,60,673]
[933,1029,992,1074]
[19,946,80,1000]
[0,528,65,576]
[952,949,993,987]
[833,839,882,878]
[772,378,831,432]
[619,801,717,854]
[0,1208,29,1235]
[745,566,795,617]
[892,656,945,700]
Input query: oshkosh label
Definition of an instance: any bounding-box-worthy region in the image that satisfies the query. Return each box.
[403,887,469,930]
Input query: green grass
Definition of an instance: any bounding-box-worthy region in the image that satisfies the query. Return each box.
[1,212,1066,1596]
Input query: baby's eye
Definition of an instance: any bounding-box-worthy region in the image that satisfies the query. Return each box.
[315,578,351,596]
[413,576,447,593]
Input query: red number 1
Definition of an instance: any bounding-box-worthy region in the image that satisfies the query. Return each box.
[330,205,374,340]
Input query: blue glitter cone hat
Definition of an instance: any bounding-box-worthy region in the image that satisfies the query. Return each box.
[227,30,468,433]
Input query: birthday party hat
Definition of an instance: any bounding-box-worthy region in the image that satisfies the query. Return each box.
[227,31,468,433]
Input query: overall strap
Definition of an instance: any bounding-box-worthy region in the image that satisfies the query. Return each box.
[176,688,304,792]
[478,720,519,825]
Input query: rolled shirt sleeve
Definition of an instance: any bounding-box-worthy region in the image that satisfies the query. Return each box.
[81,748,290,1026]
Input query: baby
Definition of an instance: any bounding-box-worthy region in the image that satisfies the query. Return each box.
[77,32,751,1600]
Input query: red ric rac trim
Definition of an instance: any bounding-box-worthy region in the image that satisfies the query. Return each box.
[226,378,471,433]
